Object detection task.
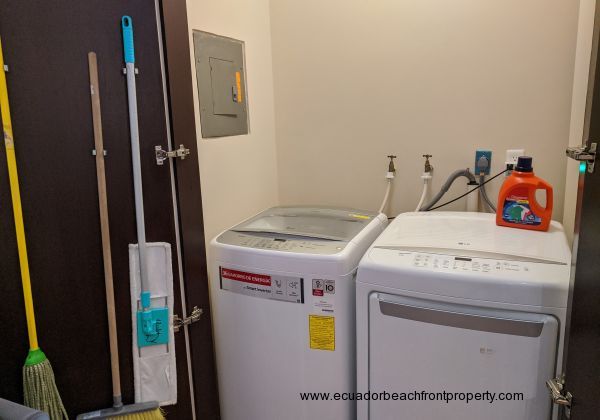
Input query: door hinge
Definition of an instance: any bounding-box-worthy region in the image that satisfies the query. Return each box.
[155,144,190,166]
[173,306,203,333]
[546,375,572,416]
[566,142,596,173]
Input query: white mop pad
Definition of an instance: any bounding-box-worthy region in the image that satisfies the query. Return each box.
[129,242,177,406]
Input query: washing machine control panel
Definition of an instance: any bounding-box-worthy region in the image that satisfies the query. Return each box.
[217,231,348,254]
[412,254,528,273]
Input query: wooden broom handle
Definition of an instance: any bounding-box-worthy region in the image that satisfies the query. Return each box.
[88,52,121,398]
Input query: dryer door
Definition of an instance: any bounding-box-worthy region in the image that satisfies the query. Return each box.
[368,293,558,420]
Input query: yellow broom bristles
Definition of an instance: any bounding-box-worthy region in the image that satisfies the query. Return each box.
[23,358,68,419]
[111,408,165,419]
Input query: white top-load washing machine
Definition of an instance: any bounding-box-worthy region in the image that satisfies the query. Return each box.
[356,212,571,420]
[210,206,388,420]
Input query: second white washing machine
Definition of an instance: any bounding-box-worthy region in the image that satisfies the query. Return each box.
[356,212,571,420]
[210,206,388,420]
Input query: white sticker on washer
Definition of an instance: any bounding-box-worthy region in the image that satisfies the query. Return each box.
[312,279,335,314]
[220,267,304,303]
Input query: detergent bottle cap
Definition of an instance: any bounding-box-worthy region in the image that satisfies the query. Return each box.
[515,156,533,173]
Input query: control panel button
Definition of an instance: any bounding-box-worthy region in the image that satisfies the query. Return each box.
[411,254,526,274]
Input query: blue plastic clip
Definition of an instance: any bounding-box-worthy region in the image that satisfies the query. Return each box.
[137,307,169,347]
[141,291,151,310]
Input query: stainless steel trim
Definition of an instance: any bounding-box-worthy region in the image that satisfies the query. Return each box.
[378,299,544,337]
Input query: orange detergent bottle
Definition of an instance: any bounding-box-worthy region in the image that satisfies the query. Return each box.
[496,156,553,231]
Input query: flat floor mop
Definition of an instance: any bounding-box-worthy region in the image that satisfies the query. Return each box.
[77,52,162,420]
[121,16,169,350]
[0,36,68,420]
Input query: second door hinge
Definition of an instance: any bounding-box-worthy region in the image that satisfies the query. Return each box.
[173,306,203,333]
[155,144,190,165]
[546,375,572,417]
[566,142,596,173]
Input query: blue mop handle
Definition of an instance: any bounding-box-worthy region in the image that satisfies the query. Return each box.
[121,16,135,64]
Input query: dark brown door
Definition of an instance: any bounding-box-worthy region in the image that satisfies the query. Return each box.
[0,1,218,418]
[558,3,600,419]
[160,1,221,418]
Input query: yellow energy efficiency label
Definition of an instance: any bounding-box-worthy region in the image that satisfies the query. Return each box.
[309,315,335,351]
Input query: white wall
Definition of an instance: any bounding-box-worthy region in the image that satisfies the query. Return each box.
[270,0,579,219]
[563,0,596,243]
[186,0,279,248]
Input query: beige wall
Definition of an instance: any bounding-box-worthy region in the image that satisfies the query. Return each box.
[185,0,583,247]
[270,0,579,219]
[563,0,596,243]
[186,0,279,248]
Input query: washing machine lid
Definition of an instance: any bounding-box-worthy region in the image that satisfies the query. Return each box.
[231,206,377,241]
[374,212,570,264]
[358,212,571,307]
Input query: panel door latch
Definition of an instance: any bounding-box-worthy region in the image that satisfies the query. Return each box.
[566,142,596,173]
[155,144,190,165]
[546,376,572,413]
[173,306,203,332]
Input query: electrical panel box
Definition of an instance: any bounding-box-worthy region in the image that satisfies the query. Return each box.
[193,31,248,138]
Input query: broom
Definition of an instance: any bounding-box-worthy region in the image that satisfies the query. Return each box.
[75,52,163,420]
[0,37,68,419]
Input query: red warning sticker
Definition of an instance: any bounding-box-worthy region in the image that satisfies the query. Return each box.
[220,268,271,286]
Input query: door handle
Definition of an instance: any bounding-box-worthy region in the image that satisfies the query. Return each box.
[378,299,545,337]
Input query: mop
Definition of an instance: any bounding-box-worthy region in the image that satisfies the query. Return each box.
[121,15,169,350]
[0,37,68,419]
[76,52,162,420]
[121,15,176,408]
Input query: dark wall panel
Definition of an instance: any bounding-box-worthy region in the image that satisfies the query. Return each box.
[0,1,192,417]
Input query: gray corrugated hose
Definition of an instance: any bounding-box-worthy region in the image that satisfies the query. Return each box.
[420,169,477,211]
[479,174,497,212]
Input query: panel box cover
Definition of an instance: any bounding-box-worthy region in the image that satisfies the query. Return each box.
[193,31,248,138]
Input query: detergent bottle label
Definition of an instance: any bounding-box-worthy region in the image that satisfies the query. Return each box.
[501,189,541,226]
